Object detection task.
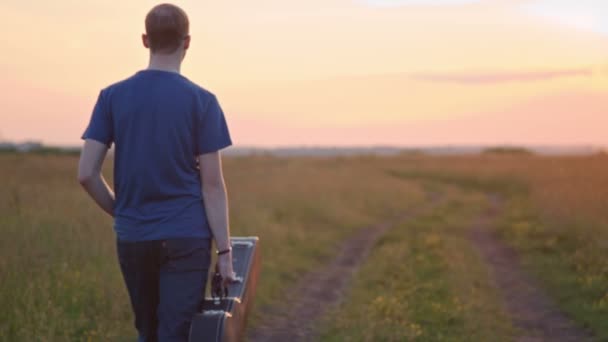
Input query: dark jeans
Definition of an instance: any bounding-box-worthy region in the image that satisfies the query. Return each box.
[117,238,211,342]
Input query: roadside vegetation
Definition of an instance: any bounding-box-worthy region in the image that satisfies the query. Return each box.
[323,189,514,341]
[0,153,424,340]
[2,153,607,340]
[381,155,608,340]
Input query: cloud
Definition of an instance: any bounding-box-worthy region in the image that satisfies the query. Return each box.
[358,0,480,7]
[410,68,593,84]
[522,0,608,35]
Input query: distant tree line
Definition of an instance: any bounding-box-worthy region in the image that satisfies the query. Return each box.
[0,141,80,155]
[482,146,534,155]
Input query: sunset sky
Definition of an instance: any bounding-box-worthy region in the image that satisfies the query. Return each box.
[1,0,607,147]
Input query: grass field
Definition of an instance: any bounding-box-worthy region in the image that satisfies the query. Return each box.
[383,154,608,340]
[322,190,514,341]
[1,152,607,341]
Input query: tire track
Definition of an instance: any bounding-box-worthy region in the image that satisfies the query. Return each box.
[247,193,442,342]
[470,195,593,342]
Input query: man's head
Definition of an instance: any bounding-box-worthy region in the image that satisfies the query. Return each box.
[143,4,190,56]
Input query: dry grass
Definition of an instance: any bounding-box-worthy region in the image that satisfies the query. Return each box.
[383,153,608,225]
[323,189,514,341]
[383,153,608,339]
[2,152,608,340]
[0,154,424,341]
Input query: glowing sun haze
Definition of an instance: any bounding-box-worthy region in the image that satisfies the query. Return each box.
[1,0,606,147]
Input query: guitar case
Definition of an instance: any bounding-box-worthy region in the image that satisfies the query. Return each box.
[189,236,260,342]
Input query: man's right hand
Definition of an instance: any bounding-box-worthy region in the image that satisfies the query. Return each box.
[217,252,237,287]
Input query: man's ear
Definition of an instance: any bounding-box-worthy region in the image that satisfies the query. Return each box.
[183,35,191,50]
[142,34,150,49]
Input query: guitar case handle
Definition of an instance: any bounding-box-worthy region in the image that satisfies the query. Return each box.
[211,263,228,305]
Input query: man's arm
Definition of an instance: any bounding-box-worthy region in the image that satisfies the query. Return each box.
[198,151,235,283]
[78,139,115,216]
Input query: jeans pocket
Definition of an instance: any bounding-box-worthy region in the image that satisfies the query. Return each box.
[162,238,211,273]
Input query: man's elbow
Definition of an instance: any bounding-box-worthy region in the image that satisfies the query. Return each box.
[77,170,95,186]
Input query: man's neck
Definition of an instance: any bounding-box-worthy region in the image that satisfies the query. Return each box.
[147,52,182,73]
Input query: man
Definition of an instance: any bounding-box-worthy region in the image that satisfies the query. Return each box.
[78,4,236,341]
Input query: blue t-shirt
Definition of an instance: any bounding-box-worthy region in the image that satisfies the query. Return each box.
[82,69,232,241]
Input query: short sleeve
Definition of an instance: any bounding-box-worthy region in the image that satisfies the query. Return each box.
[197,95,232,154]
[82,90,114,147]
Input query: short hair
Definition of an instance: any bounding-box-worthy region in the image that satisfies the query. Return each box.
[145,4,189,54]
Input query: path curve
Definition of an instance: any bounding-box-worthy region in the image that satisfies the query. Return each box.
[470,195,593,342]
[247,194,441,341]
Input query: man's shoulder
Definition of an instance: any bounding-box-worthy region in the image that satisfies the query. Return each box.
[180,76,216,100]
[179,78,220,110]
[101,74,137,91]
[97,71,217,105]
[97,73,139,97]
[124,71,211,89]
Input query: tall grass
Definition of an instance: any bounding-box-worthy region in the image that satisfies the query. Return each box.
[385,154,608,339]
[323,189,514,341]
[384,153,608,225]
[2,153,608,340]
[0,154,424,341]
